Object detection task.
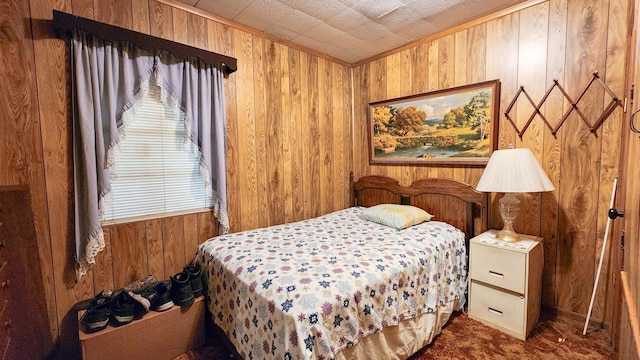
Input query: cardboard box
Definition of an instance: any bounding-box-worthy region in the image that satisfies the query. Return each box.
[79,296,205,360]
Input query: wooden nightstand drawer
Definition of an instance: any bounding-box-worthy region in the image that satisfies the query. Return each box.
[469,281,525,335]
[470,242,525,293]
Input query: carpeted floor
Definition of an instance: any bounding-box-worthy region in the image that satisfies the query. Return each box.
[173,310,612,359]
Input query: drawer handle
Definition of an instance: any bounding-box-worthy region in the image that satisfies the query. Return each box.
[1,281,8,289]
[489,270,504,279]
[488,307,503,316]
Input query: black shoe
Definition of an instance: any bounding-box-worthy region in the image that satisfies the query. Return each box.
[170,271,194,306]
[152,282,174,311]
[111,291,135,326]
[184,264,204,298]
[128,291,150,318]
[80,291,113,333]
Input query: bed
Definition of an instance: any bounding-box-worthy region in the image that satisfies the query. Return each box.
[195,174,487,360]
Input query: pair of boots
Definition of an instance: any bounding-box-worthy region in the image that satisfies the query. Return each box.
[170,263,204,306]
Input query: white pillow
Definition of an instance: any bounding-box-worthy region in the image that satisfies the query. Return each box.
[360,204,433,230]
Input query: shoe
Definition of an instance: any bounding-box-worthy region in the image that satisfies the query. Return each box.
[74,289,113,311]
[111,291,135,325]
[170,271,194,306]
[123,275,157,293]
[184,264,204,298]
[128,291,150,318]
[151,282,174,312]
[80,291,113,333]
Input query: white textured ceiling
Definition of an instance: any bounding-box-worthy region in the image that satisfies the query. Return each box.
[175,0,531,63]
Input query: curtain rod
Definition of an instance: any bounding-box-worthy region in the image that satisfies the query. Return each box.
[52,10,237,74]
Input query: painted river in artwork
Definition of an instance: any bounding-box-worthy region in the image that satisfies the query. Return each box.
[375,146,461,159]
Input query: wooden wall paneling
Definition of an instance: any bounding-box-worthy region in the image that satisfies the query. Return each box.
[265,40,285,225]
[92,226,114,295]
[351,64,368,181]
[280,45,294,224]
[30,0,88,356]
[485,13,519,230]
[466,24,487,84]
[305,55,321,219]
[386,52,402,99]
[71,0,95,18]
[149,0,174,40]
[411,43,429,95]
[171,8,189,44]
[94,0,132,28]
[400,49,412,97]
[162,216,185,277]
[540,0,567,308]
[288,48,304,222]
[595,0,629,327]
[145,218,165,280]
[619,0,640,354]
[187,11,208,48]
[254,35,270,228]
[454,30,468,87]
[556,0,608,316]
[332,63,346,211]
[438,34,455,90]
[343,65,353,206]
[427,41,439,92]
[131,0,150,34]
[319,58,334,214]
[300,52,312,218]
[3,0,58,350]
[110,221,148,288]
[197,211,218,242]
[183,214,199,262]
[514,2,549,237]
[235,29,258,230]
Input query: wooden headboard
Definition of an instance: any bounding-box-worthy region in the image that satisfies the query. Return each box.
[350,174,488,238]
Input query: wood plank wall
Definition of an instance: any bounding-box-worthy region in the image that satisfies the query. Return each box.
[352,0,629,334]
[2,0,352,357]
[1,0,635,357]
[619,0,640,356]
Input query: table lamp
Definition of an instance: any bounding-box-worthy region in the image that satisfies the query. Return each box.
[476,147,555,242]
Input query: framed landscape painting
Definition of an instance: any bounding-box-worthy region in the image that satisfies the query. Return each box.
[368,79,500,165]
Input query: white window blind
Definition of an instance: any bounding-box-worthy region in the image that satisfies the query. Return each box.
[103,82,213,222]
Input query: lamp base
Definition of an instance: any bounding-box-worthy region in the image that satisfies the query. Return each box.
[495,228,521,242]
[497,193,521,242]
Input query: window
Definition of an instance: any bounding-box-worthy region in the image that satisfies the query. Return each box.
[103,81,214,223]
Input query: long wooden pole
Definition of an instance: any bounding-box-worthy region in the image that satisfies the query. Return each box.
[583,177,618,335]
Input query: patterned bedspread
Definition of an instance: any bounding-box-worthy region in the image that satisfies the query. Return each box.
[195,207,467,360]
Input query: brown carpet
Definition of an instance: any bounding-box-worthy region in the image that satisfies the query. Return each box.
[173,310,612,360]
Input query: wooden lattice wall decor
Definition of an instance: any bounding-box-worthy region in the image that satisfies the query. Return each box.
[505,72,622,138]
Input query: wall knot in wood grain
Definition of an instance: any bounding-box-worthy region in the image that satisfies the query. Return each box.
[505,72,621,138]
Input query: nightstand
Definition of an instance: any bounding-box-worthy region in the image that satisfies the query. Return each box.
[468,230,543,340]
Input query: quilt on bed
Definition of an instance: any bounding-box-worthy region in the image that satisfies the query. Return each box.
[195,207,467,360]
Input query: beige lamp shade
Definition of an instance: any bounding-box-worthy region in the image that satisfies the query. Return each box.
[476,148,555,193]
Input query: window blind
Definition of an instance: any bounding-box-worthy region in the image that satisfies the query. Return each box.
[103,83,213,222]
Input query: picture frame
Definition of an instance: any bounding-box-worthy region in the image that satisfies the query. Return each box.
[368,79,500,166]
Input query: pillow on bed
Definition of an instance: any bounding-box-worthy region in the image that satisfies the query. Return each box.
[360,204,433,230]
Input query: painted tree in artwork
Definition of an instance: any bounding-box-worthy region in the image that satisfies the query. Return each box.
[442,107,466,128]
[392,106,426,136]
[464,92,491,140]
[372,105,393,134]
